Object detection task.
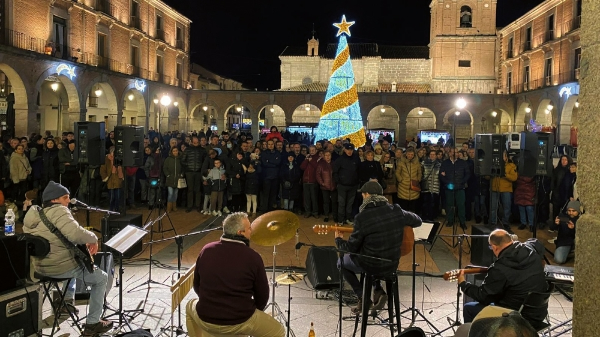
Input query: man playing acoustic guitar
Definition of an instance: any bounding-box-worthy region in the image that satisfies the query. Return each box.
[23,181,113,336]
[335,181,422,314]
[456,229,547,325]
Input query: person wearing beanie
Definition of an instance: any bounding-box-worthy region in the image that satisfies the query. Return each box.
[334,180,422,314]
[23,181,114,335]
[549,199,580,264]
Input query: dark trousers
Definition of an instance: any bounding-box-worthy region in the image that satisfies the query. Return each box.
[303,183,319,216]
[186,171,203,209]
[445,189,466,225]
[399,198,419,213]
[230,194,245,212]
[322,189,338,222]
[61,170,81,197]
[463,302,487,323]
[421,192,439,221]
[88,178,102,206]
[126,175,136,205]
[337,184,357,223]
[337,254,382,299]
[260,178,279,212]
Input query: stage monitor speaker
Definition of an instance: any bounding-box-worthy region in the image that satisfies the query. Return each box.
[103,214,143,259]
[0,234,28,294]
[305,246,340,290]
[474,134,506,176]
[114,125,144,167]
[74,122,106,166]
[0,285,41,337]
[75,252,114,300]
[463,273,486,305]
[518,132,554,177]
[470,225,495,267]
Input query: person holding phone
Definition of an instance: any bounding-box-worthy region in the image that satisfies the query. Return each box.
[549,200,580,264]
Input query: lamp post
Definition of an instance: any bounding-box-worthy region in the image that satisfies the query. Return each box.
[160,94,172,132]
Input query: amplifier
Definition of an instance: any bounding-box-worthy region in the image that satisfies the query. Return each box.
[305,246,340,290]
[0,234,29,294]
[0,285,41,337]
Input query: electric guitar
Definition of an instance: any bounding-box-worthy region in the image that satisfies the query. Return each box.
[443,267,489,282]
[312,224,415,257]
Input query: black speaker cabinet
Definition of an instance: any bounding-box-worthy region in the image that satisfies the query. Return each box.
[75,252,114,300]
[0,234,28,294]
[102,214,143,259]
[474,134,506,176]
[74,122,106,166]
[518,132,554,177]
[470,225,495,267]
[305,246,340,290]
[463,273,486,305]
[0,285,41,337]
[114,125,144,167]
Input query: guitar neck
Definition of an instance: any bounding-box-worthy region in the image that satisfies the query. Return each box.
[443,267,489,281]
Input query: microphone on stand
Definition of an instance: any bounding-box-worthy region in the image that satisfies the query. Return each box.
[70,198,89,208]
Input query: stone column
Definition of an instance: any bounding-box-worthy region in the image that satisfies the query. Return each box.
[15,102,33,136]
[558,121,572,145]
[573,2,600,335]
[398,114,407,144]
[251,113,259,141]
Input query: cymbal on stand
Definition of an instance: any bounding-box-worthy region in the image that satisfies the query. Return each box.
[275,272,304,285]
[250,210,299,246]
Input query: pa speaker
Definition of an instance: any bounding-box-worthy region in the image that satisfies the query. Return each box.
[74,122,106,166]
[470,225,495,267]
[475,134,506,176]
[102,214,143,258]
[0,235,28,294]
[305,246,340,290]
[75,252,114,300]
[518,132,554,177]
[114,125,144,167]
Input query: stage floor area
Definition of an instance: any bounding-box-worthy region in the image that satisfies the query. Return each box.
[36,207,573,336]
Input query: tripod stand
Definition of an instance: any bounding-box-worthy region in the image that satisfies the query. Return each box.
[432,189,470,250]
[264,245,297,337]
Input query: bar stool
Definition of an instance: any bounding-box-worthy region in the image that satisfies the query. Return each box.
[353,271,401,337]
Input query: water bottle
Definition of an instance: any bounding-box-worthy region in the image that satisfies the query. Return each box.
[4,208,15,236]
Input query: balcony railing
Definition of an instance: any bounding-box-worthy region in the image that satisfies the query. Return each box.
[545,30,554,43]
[507,71,580,94]
[156,29,165,41]
[163,74,172,85]
[130,16,145,31]
[97,0,118,18]
[522,41,531,52]
[176,39,184,50]
[505,49,514,59]
[180,80,190,89]
[5,29,78,61]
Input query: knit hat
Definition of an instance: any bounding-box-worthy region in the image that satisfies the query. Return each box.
[359,181,383,195]
[567,200,581,212]
[42,181,70,202]
[343,143,355,150]
[374,144,382,150]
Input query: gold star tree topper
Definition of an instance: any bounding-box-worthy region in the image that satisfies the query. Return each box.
[333,15,355,37]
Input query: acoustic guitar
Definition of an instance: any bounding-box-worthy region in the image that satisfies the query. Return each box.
[312,224,415,257]
[443,267,489,282]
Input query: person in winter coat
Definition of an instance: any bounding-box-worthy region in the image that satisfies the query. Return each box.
[29,135,44,190]
[259,140,282,212]
[395,148,422,213]
[332,143,361,225]
[245,162,261,215]
[439,148,471,229]
[100,147,124,212]
[227,152,247,212]
[551,155,573,220]
[514,176,536,231]
[549,200,579,264]
[265,126,284,143]
[490,151,518,228]
[380,152,397,204]
[421,150,441,221]
[204,158,226,216]
[316,151,338,223]
[139,146,154,205]
[163,147,183,212]
[300,145,319,218]
[58,140,80,197]
[41,138,60,191]
[200,149,219,214]
[279,153,302,211]
[10,144,32,202]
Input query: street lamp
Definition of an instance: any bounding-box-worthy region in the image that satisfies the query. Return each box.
[418,108,423,115]
[94,87,103,97]
[173,101,179,107]
[203,105,208,111]
[575,101,580,108]
[525,106,531,113]
[51,82,59,92]
[455,97,467,110]
[547,104,553,111]
[128,94,134,101]
[491,111,497,118]
[380,107,386,113]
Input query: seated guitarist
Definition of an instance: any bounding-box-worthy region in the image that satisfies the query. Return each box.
[457,229,548,324]
[335,181,422,314]
[23,181,113,336]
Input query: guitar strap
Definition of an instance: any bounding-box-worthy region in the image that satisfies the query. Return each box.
[35,205,91,272]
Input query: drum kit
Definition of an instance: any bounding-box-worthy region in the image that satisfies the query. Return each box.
[250,210,302,337]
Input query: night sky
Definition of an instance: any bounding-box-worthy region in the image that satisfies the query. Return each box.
[163,0,545,90]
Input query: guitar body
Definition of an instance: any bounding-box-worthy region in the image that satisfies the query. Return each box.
[75,244,95,273]
[313,225,415,257]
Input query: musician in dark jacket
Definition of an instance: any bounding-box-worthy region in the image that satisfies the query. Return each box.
[181,136,207,212]
[332,143,361,225]
[335,181,422,314]
[23,181,113,335]
[439,148,470,228]
[457,229,548,325]
[549,200,579,264]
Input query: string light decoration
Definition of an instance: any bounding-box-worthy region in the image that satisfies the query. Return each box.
[315,15,366,147]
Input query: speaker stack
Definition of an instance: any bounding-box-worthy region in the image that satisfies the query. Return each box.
[74,122,106,166]
[305,246,340,290]
[518,132,554,177]
[474,134,507,176]
[114,125,144,167]
[470,224,495,267]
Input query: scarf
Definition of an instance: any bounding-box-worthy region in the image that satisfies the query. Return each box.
[358,194,389,213]
[221,233,250,246]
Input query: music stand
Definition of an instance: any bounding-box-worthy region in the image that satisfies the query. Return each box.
[400,221,441,333]
[104,224,147,329]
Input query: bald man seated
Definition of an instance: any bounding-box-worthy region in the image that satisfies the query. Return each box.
[456,229,548,325]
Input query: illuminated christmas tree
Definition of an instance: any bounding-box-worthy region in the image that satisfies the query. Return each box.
[315,15,366,147]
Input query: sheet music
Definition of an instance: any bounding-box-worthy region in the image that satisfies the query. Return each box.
[414,222,435,241]
[105,225,147,254]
